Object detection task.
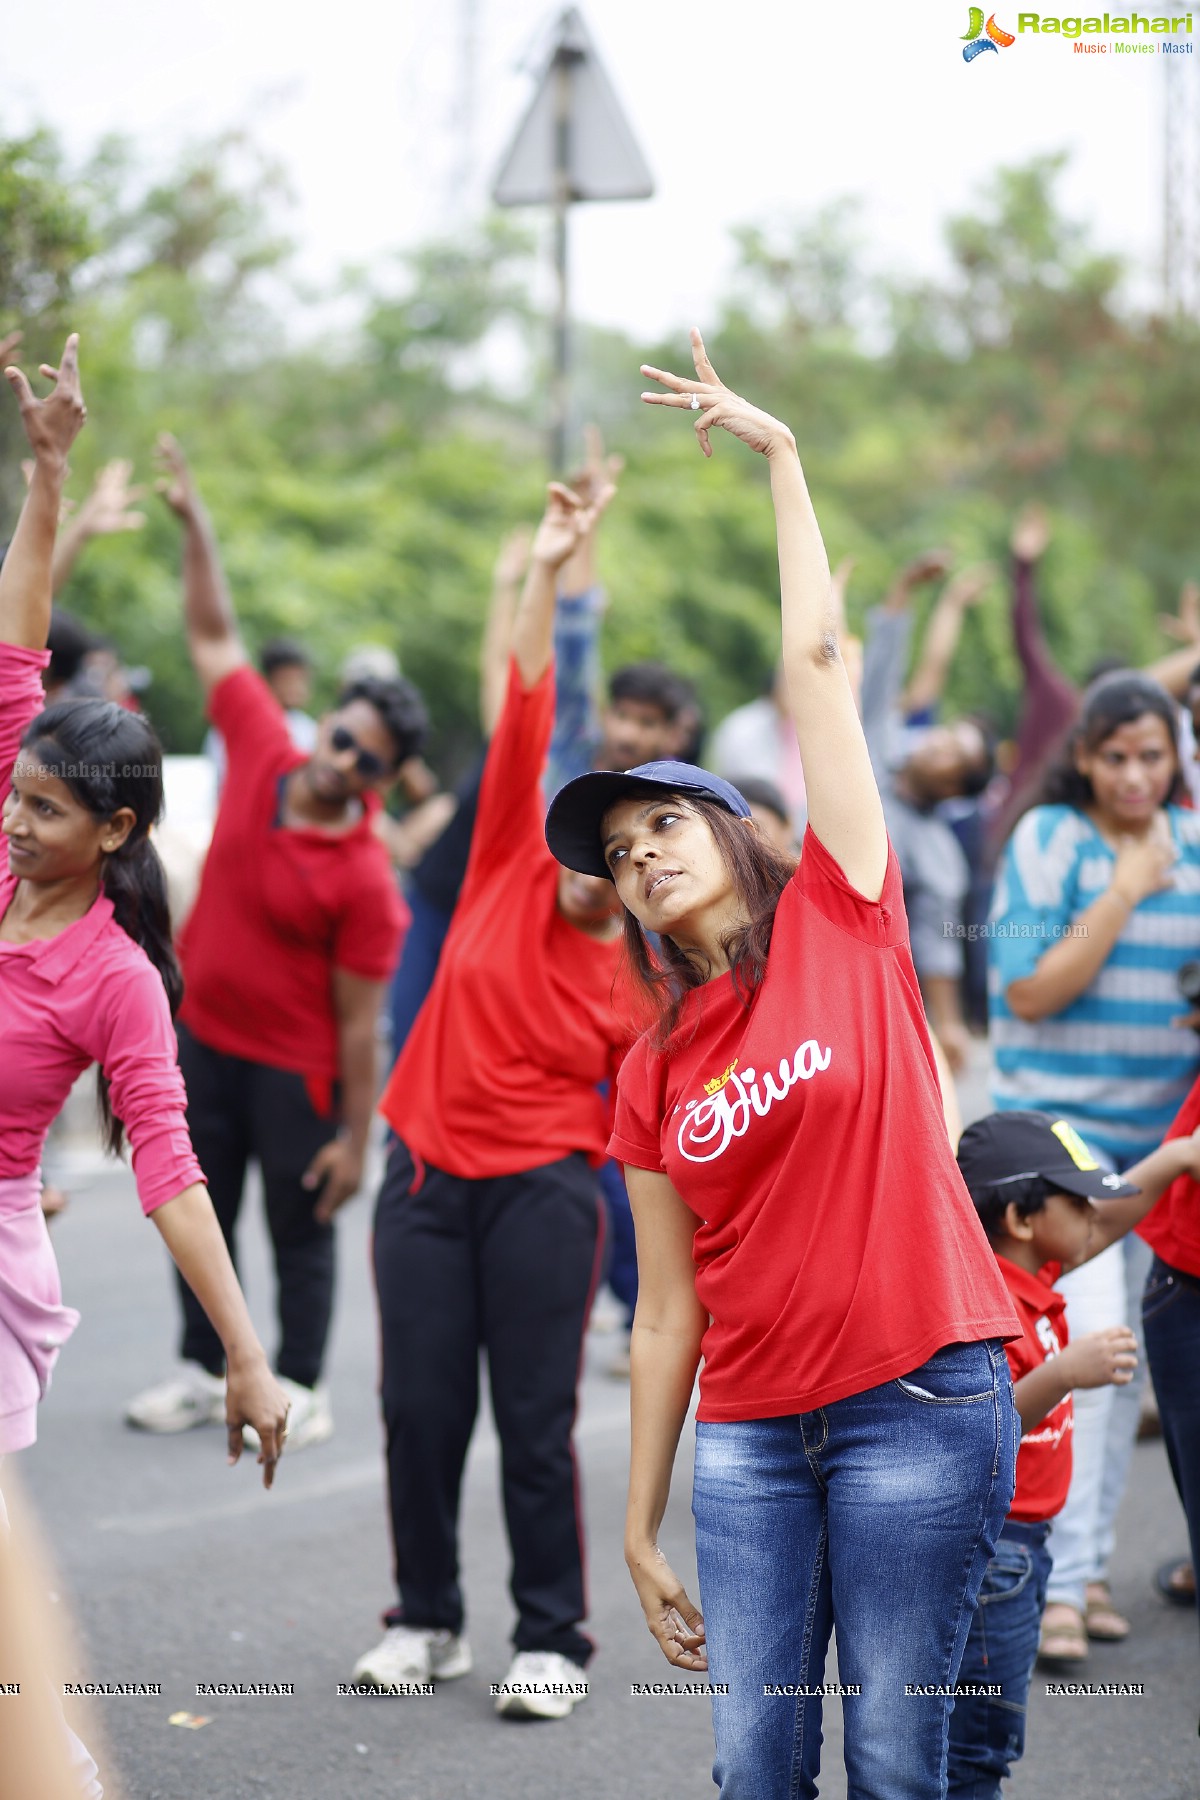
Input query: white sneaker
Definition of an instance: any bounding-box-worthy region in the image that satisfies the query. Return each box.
[351,1626,472,1690]
[241,1376,333,1455]
[493,1650,589,1720]
[124,1363,226,1433]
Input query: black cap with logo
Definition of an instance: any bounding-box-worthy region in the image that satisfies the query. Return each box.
[956,1111,1140,1202]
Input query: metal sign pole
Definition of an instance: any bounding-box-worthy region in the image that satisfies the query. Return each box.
[492,9,654,471]
[551,50,573,474]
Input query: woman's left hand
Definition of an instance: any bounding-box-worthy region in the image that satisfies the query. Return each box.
[641,327,795,461]
[225,1355,291,1488]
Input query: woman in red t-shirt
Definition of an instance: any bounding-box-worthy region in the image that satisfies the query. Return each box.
[545,334,1021,1798]
[352,480,633,1719]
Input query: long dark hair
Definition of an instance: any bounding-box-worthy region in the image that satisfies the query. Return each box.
[621,796,796,1048]
[1041,672,1186,811]
[21,700,182,1154]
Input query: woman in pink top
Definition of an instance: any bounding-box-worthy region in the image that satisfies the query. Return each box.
[0,335,289,1477]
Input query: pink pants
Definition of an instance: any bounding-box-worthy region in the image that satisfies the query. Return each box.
[0,1171,80,1452]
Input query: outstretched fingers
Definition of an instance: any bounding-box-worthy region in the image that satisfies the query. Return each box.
[4,365,36,412]
[690,326,721,386]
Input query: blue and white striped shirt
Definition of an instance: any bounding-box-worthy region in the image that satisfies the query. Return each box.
[988,804,1200,1164]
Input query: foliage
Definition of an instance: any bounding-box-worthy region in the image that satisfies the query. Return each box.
[2,123,1199,772]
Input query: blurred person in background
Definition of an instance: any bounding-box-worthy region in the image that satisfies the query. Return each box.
[988,670,1200,1665]
[725,774,796,858]
[709,556,857,839]
[204,634,317,790]
[861,552,996,1073]
[987,507,1200,861]
[353,477,633,1717]
[124,436,423,1452]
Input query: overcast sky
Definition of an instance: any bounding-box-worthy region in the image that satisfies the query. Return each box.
[1,1,1182,337]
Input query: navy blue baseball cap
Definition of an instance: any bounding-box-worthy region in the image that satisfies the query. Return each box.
[545,760,752,880]
[956,1111,1139,1203]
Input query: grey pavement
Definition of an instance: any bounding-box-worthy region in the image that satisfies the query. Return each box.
[12,1060,1200,1800]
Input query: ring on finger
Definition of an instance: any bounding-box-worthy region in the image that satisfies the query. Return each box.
[688,394,700,410]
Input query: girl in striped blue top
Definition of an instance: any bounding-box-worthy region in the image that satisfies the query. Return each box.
[989,670,1200,1667]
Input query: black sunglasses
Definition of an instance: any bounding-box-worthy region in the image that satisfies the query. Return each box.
[330,724,389,781]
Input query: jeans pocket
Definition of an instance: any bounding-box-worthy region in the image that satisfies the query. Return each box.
[978,1542,1033,1606]
[1142,1268,1186,1325]
[894,1339,998,1405]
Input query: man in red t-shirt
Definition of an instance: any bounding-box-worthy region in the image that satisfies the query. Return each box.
[949,1110,1200,1799]
[125,437,425,1451]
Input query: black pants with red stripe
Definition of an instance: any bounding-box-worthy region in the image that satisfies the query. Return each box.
[175,1024,338,1389]
[374,1139,603,1667]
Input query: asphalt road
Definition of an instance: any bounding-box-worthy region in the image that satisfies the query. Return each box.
[12,1069,1200,1800]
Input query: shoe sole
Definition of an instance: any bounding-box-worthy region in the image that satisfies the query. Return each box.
[124,1409,224,1434]
[495,1692,581,1720]
[244,1415,334,1456]
[349,1661,471,1688]
[350,1667,432,1689]
[429,1649,472,1680]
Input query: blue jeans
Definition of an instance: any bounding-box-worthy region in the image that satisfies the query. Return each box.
[1143,1255,1200,1656]
[945,1520,1052,1798]
[692,1340,1017,1799]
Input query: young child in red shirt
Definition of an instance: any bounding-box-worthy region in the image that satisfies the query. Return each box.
[948,1109,1200,1798]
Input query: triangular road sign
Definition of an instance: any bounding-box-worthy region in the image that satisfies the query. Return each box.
[493,8,654,205]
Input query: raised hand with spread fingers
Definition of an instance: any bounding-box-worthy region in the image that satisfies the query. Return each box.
[640,329,887,902]
[1,333,87,649]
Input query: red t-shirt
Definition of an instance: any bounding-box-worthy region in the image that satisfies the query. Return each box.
[610,828,1019,1423]
[178,667,406,1081]
[999,1257,1073,1523]
[1138,1074,1200,1277]
[380,660,633,1180]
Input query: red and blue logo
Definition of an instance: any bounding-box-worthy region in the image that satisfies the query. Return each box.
[962,8,1016,59]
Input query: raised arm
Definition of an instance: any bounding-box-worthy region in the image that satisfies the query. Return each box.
[641,329,887,898]
[51,459,147,596]
[480,525,532,734]
[546,426,623,793]
[901,565,993,718]
[154,433,246,693]
[1,334,87,649]
[510,479,613,691]
[1143,583,1200,699]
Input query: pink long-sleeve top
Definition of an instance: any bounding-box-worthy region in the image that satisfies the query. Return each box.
[0,643,204,1213]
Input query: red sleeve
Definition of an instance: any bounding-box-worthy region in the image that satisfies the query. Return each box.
[0,644,50,807]
[1137,1075,1200,1267]
[793,826,909,949]
[332,849,409,981]
[460,658,555,904]
[608,1034,668,1172]
[208,666,296,776]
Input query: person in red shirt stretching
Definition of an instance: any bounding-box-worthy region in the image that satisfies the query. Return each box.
[544,333,1021,1798]
[949,1110,1200,1797]
[352,478,629,1718]
[125,438,424,1451]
